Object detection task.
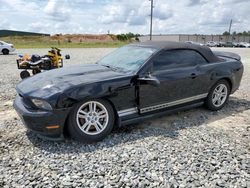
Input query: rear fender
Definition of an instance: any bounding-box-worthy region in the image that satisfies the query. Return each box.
[213,51,241,61]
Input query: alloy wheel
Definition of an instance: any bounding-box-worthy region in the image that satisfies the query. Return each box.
[76,101,109,135]
[212,84,228,107]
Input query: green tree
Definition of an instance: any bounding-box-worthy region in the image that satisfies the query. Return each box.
[222,31,230,36]
[242,31,248,35]
[126,32,134,39]
[116,32,141,41]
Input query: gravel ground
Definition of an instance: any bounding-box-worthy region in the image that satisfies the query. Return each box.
[0,47,249,187]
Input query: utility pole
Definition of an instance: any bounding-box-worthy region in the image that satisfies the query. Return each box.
[228,19,232,34]
[149,0,154,40]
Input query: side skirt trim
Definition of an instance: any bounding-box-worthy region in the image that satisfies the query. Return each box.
[121,102,204,126]
[118,107,138,117]
[140,93,208,113]
[117,93,208,117]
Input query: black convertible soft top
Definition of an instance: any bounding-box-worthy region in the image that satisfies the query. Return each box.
[131,41,220,63]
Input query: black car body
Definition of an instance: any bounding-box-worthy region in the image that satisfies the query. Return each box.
[14,41,244,142]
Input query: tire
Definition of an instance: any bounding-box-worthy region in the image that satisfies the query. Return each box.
[67,99,115,142]
[20,70,30,79]
[32,69,41,75]
[2,49,9,55]
[205,80,230,111]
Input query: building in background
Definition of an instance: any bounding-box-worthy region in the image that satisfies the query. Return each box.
[0,30,50,37]
[139,34,250,43]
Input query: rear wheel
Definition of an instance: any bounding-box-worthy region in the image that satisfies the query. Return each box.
[20,70,30,79]
[2,49,9,55]
[205,80,230,111]
[67,99,115,142]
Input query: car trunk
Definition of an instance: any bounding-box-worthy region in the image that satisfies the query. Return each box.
[213,51,241,61]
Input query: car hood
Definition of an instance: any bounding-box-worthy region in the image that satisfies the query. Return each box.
[16,63,127,98]
[2,42,12,46]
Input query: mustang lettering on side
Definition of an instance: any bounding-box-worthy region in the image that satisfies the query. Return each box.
[14,41,244,142]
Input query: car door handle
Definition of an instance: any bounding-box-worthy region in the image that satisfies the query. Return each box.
[190,73,197,79]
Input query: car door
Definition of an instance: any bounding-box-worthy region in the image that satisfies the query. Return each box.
[138,49,210,113]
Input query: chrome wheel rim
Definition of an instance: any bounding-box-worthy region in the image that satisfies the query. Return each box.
[212,84,228,107]
[76,101,109,135]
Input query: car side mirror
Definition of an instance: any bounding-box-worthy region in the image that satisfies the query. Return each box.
[138,73,160,87]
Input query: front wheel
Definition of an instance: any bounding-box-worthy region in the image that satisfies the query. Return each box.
[205,80,230,111]
[67,99,115,142]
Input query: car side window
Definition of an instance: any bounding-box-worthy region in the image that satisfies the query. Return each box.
[0,42,3,45]
[153,50,207,72]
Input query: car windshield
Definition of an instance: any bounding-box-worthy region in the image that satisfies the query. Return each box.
[98,45,157,73]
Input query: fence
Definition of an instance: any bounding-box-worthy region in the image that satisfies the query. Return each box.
[139,35,250,44]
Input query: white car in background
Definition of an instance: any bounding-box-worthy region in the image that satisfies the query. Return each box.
[0,40,15,55]
[185,41,204,46]
[206,41,218,47]
[239,42,250,48]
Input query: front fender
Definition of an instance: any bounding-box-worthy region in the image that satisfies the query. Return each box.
[57,76,135,109]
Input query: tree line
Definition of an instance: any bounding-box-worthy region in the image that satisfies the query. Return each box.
[113,32,141,41]
[223,31,250,36]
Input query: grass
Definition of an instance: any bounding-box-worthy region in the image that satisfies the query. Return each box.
[0,36,130,48]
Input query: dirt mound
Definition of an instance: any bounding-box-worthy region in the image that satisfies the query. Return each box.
[50,34,117,42]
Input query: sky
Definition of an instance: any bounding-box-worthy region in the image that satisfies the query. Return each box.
[0,0,249,35]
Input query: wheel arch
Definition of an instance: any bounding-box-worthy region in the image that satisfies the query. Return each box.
[102,97,121,129]
[208,76,234,93]
[2,48,9,52]
[222,77,232,92]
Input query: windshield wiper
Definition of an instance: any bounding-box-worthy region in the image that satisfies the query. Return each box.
[101,64,109,68]
[101,64,127,73]
[101,64,113,69]
[102,64,118,71]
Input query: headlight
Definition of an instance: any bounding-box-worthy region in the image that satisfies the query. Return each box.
[31,99,52,110]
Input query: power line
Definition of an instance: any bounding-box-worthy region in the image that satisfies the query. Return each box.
[149,0,154,40]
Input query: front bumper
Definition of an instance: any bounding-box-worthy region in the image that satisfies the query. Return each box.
[9,48,15,52]
[13,95,70,140]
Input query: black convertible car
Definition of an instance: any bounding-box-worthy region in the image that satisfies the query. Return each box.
[14,41,244,142]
